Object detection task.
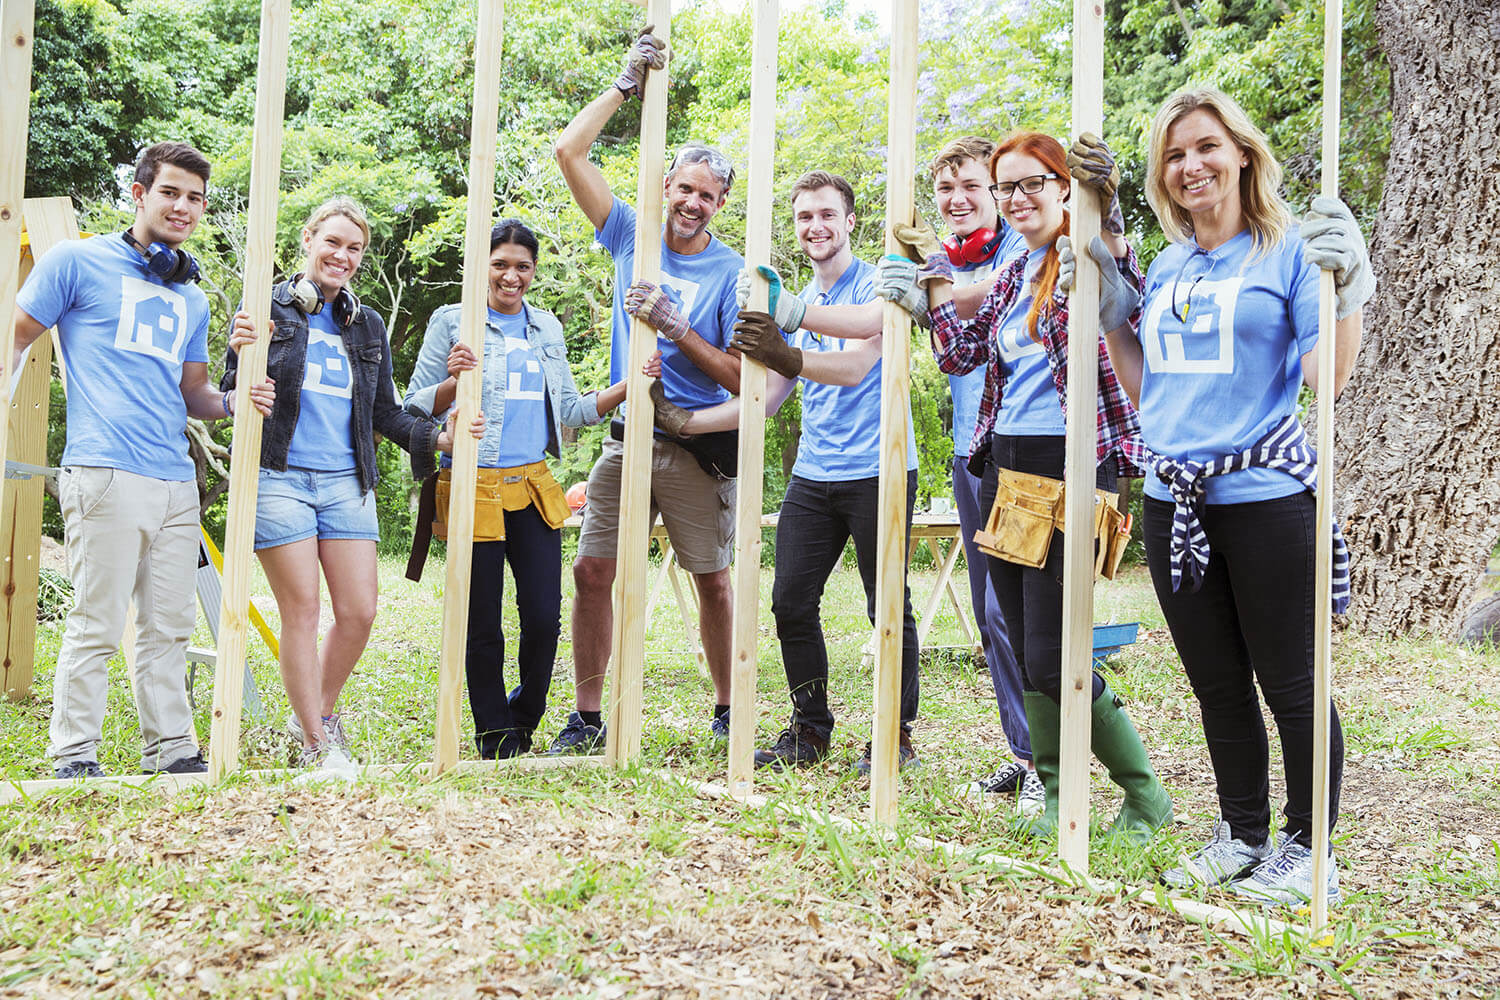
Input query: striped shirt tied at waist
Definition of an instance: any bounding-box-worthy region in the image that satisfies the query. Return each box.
[1151,414,1351,615]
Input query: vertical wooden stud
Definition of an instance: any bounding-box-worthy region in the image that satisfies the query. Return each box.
[0,0,35,534]
[2,199,73,701]
[871,0,918,826]
[207,0,290,780]
[726,0,779,798]
[604,0,672,768]
[1310,0,1344,938]
[1058,0,1106,874]
[431,0,505,778]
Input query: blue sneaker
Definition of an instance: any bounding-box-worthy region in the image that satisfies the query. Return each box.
[545,712,605,756]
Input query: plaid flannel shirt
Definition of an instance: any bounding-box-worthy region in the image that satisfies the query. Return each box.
[928,244,1149,478]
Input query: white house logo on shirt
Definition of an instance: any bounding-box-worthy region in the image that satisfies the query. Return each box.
[996,307,1046,363]
[657,276,702,320]
[1142,275,1244,375]
[505,336,546,401]
[302,328,353,398]
[113,275,189,363]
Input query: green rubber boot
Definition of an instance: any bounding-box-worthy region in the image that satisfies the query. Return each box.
[1091,683,1174,840]
[1020,691,1060,838]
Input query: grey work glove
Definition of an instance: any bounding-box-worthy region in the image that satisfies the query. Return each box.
[649,379,693,437]
[615,24,667,99]
[876,255,930,328]
[1057,234,1140,332]
[1066,132,1125,236]
[731,310,803,379]
[1301,195,1376,320]
[734,265,806,333]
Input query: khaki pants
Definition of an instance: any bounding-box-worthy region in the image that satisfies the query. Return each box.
[50,467,200,769]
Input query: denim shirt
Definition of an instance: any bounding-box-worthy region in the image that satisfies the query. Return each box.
[403,301,603,464]
[221,280,441,494]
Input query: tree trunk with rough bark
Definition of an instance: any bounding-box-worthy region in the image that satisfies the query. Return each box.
[1335,0,1500,636]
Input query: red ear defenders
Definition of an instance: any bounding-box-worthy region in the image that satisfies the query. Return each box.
[290,273,361,327]
[122,230,200,284]
[943,227,1003,266]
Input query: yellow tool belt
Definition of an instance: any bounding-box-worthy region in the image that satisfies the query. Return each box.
[973,468,1131,580]
[433,461,570,542]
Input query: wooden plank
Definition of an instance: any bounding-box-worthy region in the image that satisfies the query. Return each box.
[726,0,779,799]
[0,0,35,564]
[604,0,672,768]
[2,198,72,701]
[870,0,919,825]
[1310,0,1343,938]
[207,0,290,781]
[430,0,505,778]
[1057,0,1106,873]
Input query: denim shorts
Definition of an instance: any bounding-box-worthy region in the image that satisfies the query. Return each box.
[254,467,379,550]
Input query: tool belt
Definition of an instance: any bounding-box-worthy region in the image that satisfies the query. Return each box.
[973,468,1131,580]
[405,461,569,582]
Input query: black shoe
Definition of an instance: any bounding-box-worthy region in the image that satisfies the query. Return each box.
[959,759,1027,800]
[143,750,208,775]
[709,712,730,742]
[479,730,534,760]
[753,723,829,770]
[54,760,104,780]
[852,732,921,775]
[545,712,605,756]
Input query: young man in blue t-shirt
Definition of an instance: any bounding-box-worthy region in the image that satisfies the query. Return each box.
[11,142,270,778]
[547,27,745,753]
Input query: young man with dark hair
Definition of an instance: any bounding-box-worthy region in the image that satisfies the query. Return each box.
[657,170,922,772]
[11,141,271,778]
[548,28,744,752]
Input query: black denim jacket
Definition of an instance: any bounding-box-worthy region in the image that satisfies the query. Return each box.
[221,280,440,494]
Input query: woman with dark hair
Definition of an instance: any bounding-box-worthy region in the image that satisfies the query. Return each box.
[404,219,626,759]
[881,132,1172,839]
[1068,86,1372,904]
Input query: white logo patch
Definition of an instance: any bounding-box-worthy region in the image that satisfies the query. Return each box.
[657,276,702,321]
[504,336,546,401]
[302,328,353,398]
[114,276,189,363]
[1142,275,1243,375]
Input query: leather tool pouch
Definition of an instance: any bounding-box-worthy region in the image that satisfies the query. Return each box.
[975,469,1130,579]
[406,462,568,582]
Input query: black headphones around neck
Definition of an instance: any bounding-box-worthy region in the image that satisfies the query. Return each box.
[122,230,200,284]
[290,273,361,328]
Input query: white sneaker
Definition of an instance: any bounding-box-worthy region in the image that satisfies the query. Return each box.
[1161,819,1275,889]
[958,760,1026,804]
[288,710,354,758]
[1017,770,1045,819]
[293,743,360,784]
[1230,835,1340,906]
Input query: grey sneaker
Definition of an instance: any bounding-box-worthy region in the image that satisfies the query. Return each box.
[959,760,1026,802]
[1162,819,1275,889]
[545,712,605,756]
[1017,769,1046,819]
[288,711,352,756]
[54,759,104,780]
[1230,836,1341,906]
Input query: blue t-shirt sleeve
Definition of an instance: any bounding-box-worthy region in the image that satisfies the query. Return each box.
[15,241,78,329]
[714,257,740,349]
[850,265,879,306]
[1287,237,1322,358]
[596,197,636,258]
[183,299,210,365]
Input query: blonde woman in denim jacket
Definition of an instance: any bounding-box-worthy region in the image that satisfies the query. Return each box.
[404,219,626,759]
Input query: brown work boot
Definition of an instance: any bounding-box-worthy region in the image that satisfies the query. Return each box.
[853,729,921,775]
[753,723,829,770]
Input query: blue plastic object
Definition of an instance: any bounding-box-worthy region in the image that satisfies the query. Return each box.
[1092,621,1140,670]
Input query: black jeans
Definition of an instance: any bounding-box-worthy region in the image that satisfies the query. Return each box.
[1143,492,1344,848]
[978,434,1114,704]
[466,503,561,757]
[771,472,920,739]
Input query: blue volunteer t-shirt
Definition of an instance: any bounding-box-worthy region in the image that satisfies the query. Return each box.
[993,245,1066,436]
[596,197,741,412]
[491,308,549,468]
[789,258,918,482]
[17,233,209,481]
[285,308,357,471]
[1136,228,1321,505]
[948,224,1027,457]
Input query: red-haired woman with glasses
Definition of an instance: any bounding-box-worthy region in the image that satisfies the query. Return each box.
[879,131,1172,840]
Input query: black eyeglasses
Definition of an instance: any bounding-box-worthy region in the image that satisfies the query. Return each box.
[1170,248,1212,323]
[989,173,1059,201]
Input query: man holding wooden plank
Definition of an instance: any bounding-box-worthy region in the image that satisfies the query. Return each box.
[667,171,922,772]
[9,142,272,779]
[549,27,744,753]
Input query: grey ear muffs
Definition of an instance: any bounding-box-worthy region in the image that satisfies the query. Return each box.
[290,272,360,327]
